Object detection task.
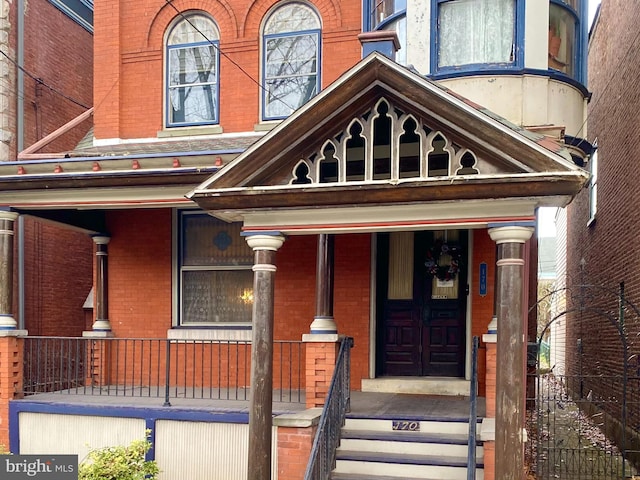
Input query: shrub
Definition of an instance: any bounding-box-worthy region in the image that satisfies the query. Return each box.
[78,434,159,480]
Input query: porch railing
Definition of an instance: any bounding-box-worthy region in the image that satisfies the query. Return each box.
[467,336,479,480]
[22,336,305,404]
[304,336,353,480]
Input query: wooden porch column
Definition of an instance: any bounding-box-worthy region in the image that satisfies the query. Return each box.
[488,224,534,480]
[245,233,285,480]
[0,211,18,329]
[91,235,111,331]
[310,234,336,334]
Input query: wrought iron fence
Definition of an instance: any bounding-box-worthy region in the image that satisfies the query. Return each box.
[23,336,305,404]
[304,336,353,480]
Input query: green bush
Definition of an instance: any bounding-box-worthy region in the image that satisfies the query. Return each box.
[79,434,159,480]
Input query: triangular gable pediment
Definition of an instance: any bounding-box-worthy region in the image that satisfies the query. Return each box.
[189,53,588,214]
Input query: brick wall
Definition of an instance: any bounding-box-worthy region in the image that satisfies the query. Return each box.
[15,0,93,155]
[565,0,640,418]
[20,219,93,336]
[93,0,362,139]
[471,229,496,396]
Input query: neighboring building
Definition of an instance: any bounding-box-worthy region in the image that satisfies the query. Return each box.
[565,0,640,461]
[0,0,591,479]
[2,1,94,337]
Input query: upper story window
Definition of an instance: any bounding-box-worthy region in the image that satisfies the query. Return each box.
[549,0,579,78]
[434,0,518,73]
[262,3,321,120]
[48,0,93,32]
[588,143,597,224]
[179,212,254,325]
[166,14,220,127]
[367,0,407,65]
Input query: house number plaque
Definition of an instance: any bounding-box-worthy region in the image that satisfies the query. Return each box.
[392,420,420,431]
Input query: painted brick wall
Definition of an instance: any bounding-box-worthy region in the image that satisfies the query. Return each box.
[566,0,640,421]
[21,219,93,336]
[93,0,362,139]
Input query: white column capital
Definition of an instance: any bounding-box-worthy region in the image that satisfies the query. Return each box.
[245,234,285,251]
[92,235,111,246]
[0,211,18,222]
[488,226,534,244]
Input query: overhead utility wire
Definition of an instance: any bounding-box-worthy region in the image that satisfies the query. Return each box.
[0,49,91,110]
[163,0,297,112]
[572,23,640,153]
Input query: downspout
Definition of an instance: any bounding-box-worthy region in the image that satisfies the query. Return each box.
[17,0,25,329]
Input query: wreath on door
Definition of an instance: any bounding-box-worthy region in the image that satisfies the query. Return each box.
[424,240,462,281]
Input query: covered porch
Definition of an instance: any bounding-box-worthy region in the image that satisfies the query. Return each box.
[0,53,589,479]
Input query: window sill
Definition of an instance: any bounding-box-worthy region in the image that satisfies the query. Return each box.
[167,327,252,341]
[254,121,281,132]
[158,125,223,138]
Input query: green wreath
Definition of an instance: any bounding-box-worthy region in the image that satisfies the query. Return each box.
[424,240,462,281]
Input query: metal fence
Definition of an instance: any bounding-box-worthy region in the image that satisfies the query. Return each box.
[23,336,305,404]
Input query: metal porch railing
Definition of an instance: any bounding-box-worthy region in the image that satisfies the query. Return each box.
[303,336,354,480]
[22,336,305,404]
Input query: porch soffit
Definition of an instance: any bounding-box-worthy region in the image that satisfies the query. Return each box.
[188,54,589,219]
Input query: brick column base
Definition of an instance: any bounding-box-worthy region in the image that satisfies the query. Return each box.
[483,336,497,418]
[0,332,26,450]
[483,440,495,480]
[303,335,340,409]
[274,409,321,480]
[83,332,113,387]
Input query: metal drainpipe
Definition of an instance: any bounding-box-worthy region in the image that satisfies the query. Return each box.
[18,215,24,330]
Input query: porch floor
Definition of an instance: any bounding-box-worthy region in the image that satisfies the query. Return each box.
[15,389,485,420]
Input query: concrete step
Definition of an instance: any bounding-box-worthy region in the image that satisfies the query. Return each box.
[339,429,483,458]
[334,416,483,480]
[343,417,479,436]
[333,450,484,480]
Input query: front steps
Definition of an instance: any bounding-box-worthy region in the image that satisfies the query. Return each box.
[331,417,483,480]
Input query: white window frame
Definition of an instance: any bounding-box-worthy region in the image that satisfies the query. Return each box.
[588,143,597,225]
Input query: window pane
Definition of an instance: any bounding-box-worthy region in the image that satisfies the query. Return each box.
[265,33,318,118]
[169,85,217,123]
[438,0,515,68]
[370,0,407,28]
[182,270,254,324]
[264,3,319,34]
[549,4,576,77]
[169,46,217,87]
[168,15,218,45]
[181,215,253,266]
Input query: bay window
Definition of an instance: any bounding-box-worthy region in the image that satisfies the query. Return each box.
[435,0,517,71]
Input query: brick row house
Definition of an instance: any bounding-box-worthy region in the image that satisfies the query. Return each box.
[0,0,590,478]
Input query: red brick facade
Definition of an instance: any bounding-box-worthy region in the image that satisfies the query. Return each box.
[93,0,362,140]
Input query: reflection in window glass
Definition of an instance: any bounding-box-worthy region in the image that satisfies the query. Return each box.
[438,0,515,68]
[263,3,320,119]
[179,213,255,325]
[370,0,407,29]
[548,3,576,77]
[167,14,219,126]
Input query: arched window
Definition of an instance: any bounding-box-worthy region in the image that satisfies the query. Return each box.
[262,3,321,120]
[166,13,219,127]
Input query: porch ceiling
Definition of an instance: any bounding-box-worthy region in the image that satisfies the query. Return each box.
[188,53,589,227]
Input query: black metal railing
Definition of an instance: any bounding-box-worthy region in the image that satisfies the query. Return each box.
[467,336,479,480]
[22,336,305,404]
[304,336,354,480]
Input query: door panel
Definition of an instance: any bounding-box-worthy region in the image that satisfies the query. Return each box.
[378,230,467,377]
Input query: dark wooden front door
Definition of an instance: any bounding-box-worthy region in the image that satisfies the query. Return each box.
[377,230,467,377]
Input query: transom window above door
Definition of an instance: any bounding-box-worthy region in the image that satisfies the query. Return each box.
[262,2,321,120]
[166,13,220,127]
